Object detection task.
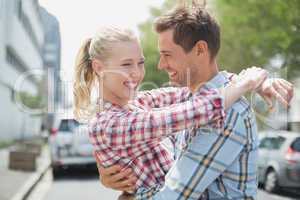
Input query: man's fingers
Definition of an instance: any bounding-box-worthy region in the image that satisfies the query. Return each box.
[114,176,137,189]
[98,164,121,176]
[110,168,134,183]
[117,192,135,200]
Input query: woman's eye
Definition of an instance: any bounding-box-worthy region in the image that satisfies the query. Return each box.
[121,63,132,66]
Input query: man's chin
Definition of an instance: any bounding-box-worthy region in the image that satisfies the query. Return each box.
[168,80,185,87]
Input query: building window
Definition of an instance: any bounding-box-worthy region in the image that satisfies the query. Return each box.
[0,0,4,18]
[17,0,22,19]
[11,88,15,102]
[6,46,27,73]
[17,0,41,54]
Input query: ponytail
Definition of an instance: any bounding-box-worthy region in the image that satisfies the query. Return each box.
[73,38,96,122]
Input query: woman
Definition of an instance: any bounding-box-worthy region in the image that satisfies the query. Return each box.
[73,26,268,197]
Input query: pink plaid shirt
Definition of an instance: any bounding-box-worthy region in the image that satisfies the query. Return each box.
[88,87,225,191]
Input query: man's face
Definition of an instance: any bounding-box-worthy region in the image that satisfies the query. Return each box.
[158,30,202,87]
[158,30,199,87]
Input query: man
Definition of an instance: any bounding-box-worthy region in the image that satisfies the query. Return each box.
[96,3,293,200]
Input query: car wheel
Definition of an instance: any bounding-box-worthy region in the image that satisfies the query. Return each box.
[52,166,61,179]
[264,169,279,193]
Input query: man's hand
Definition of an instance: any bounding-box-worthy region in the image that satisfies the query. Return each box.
[117,192,135,200]
[94,152,137,192]
[257,78,294,108]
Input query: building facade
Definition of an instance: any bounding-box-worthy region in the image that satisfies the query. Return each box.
[0,0,44,141]
[39,7,62,130]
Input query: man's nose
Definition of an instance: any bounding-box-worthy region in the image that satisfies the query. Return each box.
[158,57,168,70]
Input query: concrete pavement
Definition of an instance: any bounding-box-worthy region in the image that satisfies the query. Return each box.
[0,145,51,200]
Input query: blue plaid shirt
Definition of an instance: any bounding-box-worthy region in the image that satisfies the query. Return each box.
[139,71,259,200]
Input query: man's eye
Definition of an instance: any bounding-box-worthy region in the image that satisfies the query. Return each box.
[138,61,145,65]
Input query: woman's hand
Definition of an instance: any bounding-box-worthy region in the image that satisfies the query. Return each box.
[235,66,268,92]
[257,78,294,108]
[94,152,137,192]
[227,70,294,108]
[222,67,268,109]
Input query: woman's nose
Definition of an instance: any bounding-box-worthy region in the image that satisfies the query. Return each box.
[129,65,141,79]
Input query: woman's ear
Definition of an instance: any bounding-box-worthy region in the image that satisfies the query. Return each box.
[91,59,104,76]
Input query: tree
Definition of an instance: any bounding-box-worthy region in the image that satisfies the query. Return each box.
[138,1,177,90]
[215,0,300,79]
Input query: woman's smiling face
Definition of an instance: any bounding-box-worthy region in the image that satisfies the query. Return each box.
[99,39,145,104]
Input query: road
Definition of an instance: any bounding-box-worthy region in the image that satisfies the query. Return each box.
[27,167,300,200]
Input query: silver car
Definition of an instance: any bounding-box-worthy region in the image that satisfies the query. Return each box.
[258,131,300,193]
[49,118,95,176]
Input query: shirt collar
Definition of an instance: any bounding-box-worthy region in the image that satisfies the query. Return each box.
[201,71,230,90]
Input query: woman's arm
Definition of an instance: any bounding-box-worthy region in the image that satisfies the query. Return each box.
[224,70,293,108]
[90,88,224,150]
[134,87,191,108]
[90,67,268,150]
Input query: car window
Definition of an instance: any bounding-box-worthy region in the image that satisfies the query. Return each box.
[259,136,285,150]
[59,119,79,132]
[291,137,300,152]
[270,136,285,150]
[259,137,272,149]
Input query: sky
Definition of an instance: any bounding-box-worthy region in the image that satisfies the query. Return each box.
[38,0,164,82]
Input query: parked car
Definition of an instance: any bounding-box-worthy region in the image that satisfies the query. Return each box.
[258,131,300,193]
[49,118,95,176]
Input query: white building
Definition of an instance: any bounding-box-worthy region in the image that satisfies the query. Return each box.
[39,7,62,131]
[0,0,44,141]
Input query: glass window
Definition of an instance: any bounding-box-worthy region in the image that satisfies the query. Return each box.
[270,136,285,150]
[259,136,285,150]
[259,137,272,149]
[59,119,79,132]
[291,138,300,152]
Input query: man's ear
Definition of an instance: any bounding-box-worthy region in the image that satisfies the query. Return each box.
[91,59,104,75]
[195,40,208,56]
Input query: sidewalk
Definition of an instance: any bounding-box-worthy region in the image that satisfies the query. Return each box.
[0,145,51,200]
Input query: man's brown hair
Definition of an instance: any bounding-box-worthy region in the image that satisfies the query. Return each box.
[154,2,220,59]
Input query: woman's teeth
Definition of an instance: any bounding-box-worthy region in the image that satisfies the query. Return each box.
[124,81,138,89]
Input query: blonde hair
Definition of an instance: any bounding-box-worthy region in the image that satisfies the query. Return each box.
[73,26,137,122]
